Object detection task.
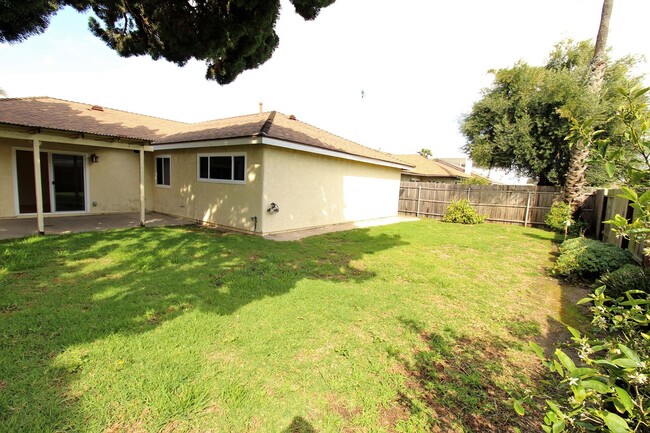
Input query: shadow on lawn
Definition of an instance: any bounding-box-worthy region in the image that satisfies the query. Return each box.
[0,226,406,431]
[282,416,317,433]
[389,320,543,433]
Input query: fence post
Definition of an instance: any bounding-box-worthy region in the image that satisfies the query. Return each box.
[524,192,531,227]
[416,183,422,217]
[466,186,471,201]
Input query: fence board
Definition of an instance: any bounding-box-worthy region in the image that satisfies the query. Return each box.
[597,189,646,262]
[398,182,563,227]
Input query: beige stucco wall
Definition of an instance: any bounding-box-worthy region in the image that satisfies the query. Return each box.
[151,145,263,232]
[259,147,401,234]
[0,137,153,217]
[0,139,16,217]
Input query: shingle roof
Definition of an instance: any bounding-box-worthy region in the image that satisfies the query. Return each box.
[0,96,184,141]
[0,96,410,167]
[395,154,470,178]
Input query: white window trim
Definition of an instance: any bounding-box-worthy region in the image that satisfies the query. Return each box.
[155,154,172,188]
[197,152,247,184]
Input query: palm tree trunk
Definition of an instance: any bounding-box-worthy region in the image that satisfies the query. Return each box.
[564,0,614,207]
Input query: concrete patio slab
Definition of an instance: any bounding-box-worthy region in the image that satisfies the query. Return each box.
[0,212,195,240]
[263,216,420,241]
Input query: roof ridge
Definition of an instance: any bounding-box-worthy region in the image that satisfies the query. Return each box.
[272,112,395,158]
[1,95,191,126]
[433,158,466,171]
[191,111,271,126]
[260,111,276,135]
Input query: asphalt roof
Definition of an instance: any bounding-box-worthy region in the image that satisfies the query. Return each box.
[0,97,409,167]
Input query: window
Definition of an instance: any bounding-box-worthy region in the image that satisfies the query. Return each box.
[198,154,246,183]
[156,156,171,187]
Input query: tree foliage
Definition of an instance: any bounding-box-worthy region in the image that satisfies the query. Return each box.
[460,175,490,186]
[417,148,432,158]
[460,40,642,186]
[0,0,336,84]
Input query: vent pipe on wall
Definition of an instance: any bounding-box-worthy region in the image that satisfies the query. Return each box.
[259,102,263,114]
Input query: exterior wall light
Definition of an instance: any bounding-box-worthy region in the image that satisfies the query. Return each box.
[90,154,99,163]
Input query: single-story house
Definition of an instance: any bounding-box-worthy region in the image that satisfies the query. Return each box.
[0,97,413,235]
[394,154,470,183]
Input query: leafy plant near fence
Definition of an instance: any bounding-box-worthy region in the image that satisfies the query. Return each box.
[553,237,635,280]
[441,199,486,224]
[546,201,589,237]
[520,87,650,433]
[460,175,491,186]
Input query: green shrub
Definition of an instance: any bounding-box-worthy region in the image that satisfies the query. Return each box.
[460,176,490,186]
[441,199,486,224]
[598,263,650,298]
[545,201,589,236]
[545,201,573,232]
[553,237,635,279]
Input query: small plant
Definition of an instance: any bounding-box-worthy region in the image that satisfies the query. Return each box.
[545,201,589,237]
[598,264,650,298]
[545,201,574,232]
[553,237,635,280]
[442,199,486,224]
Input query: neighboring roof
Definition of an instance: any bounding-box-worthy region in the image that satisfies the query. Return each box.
[395,154,470,178]
[0,97,409,167]
[437,157,467,169]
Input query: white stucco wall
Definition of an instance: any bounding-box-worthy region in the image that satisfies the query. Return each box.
[259,146,401,234]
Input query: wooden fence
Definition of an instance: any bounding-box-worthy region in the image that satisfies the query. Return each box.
[398,182,645,262]
[593,189,646,262]
[398,182,565,227]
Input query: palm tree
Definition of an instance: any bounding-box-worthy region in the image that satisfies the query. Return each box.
[564,0,614,206]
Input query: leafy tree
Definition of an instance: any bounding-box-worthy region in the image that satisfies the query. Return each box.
[0,87,6,97]
[460,175,490,186]
[0,0,336,84]
[460,40,642,186]
[417,148,432,158]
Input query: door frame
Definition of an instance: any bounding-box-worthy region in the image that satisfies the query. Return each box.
[12,146,90,216]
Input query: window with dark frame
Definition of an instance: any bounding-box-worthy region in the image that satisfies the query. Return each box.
[198,155,246,182]
[156,156,171,186]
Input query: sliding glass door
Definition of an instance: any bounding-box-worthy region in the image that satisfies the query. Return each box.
[52,153,85,212]
[16,150,86,214]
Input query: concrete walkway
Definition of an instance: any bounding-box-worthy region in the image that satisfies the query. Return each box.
[0,212,194,240]
[0,213,419,241]
[263,216,420,241]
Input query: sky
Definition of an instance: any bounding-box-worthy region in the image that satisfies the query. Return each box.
[2,0,650,158]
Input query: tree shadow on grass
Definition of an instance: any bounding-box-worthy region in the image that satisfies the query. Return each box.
[386,319,546,433]
[0,225,407,431]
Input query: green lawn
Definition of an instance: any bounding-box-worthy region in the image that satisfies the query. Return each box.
[0,220,583,432]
